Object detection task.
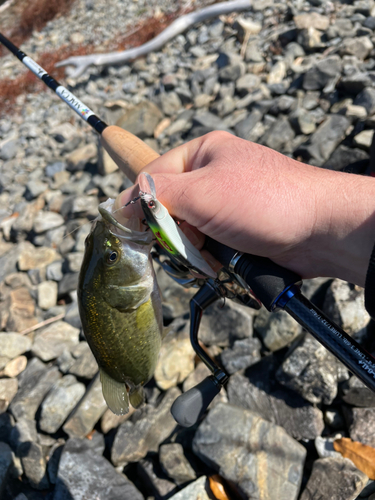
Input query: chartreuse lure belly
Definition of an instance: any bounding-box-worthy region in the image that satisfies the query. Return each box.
[77,198,163,415]
[139,172,216,279]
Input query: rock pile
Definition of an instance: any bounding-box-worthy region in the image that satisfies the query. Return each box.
[1,0,375,498]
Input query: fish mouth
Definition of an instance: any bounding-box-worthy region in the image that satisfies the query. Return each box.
[98,205,153,246]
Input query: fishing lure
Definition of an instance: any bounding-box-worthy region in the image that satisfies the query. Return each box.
[139,172,216,279]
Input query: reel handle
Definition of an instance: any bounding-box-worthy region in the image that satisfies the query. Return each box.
[170,376,221,427]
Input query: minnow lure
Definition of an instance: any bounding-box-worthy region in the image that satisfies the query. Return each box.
[139,172,216,279]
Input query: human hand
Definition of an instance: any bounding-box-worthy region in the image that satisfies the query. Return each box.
[114,131,375,287]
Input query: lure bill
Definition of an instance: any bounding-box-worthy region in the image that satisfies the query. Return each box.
[139,172,216,279]
[77,199,163,414]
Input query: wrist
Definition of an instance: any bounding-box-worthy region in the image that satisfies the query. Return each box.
[310,171,375,287]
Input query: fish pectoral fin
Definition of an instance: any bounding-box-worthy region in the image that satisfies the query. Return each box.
[129,387,145,409]
[100,369,129,415]
[106,284,150,311]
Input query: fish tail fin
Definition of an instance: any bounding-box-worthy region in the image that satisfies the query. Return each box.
[129,387,145,409]
[100,368,129,415]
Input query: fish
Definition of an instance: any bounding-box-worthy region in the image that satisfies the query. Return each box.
[77,198,163,415]
[139,172,216,279]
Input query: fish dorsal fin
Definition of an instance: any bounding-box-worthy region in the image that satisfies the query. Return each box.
[100,368,129,415]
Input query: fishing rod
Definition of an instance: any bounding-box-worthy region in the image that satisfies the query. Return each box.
[2,33,375,427]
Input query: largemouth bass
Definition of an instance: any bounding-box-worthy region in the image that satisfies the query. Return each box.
[77,199,163,415]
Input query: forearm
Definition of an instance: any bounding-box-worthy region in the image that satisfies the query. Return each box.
[307,170,375,287]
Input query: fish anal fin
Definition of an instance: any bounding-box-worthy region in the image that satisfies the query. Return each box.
[100,368,129,415]
[129,387,145,409]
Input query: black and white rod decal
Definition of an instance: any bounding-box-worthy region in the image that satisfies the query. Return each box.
[0,32,108,134]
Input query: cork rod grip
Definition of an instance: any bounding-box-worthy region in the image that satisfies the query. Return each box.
[101,125,160,183]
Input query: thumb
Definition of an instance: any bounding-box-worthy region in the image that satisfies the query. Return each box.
[114,134,210,223]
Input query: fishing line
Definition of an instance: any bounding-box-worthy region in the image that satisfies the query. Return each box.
[0,32,107,134]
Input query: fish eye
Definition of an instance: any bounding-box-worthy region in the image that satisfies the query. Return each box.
[106,251,119,264]
[148,200,156,209]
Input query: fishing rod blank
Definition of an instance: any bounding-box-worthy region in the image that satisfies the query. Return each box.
[0,32,107,134]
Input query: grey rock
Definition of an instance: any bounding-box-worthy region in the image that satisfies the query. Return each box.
[199,300,253,347]
[70,196,98,217]
[342,376,375,407]
[227,366,324,441]
[234,109,263,140]
[37,280,58,310]
[45,161,66,178]
[219,63,245,82]
[340,36,374,60]
[158,92,182,116]
[137,457,177,498]
[18,242,60,271]
[9,418,38,451]
[0,138,18,161]
[63,374,107,438]
[66,143,97,172]
[64,300,81,329]
[0,413,14,446]
[111,387,180,466]
[39,375,86,434]
[19,441,49,490]
[56,350,75,374]
[297,27,324,51]
[0,442,13,497]
[364,16,375,29]
[294,12,330,30]
[276,334,344,405]
[354,87,375,114]
[47,440,65,485]
[219,337,261,374]
[154,322,195,390]
[295,114,351,165]
[10,360,61,420]
[303,56,342,91]
[64,252,84,273]
[0,333,31,359]
[262,116,295,151]
[94,171,123,199]
[254,307,302,351]
[324,409,345,430]
[164,110,194,136]
[54,437,143,500]
[340,72,372,94]
[193,111,232,132]
[69,342,98,379]
[236,74,261,95]
[115,100,164,139]
[33,211,64,234]
[25,180,48,199]
[46,261,64,282]
[323,145,369,171]
[32,321,80,362]
[182,361,212,393]
[167,476,210,500]
[58,272,79,295]
[193,403,306,500]
[159,443,196,485]
[289,109,316,135]
[347,407,375,447]
[0,378,18,412]
[315,436,342,459]
[323,279,370,339]
[299,457,368,500]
